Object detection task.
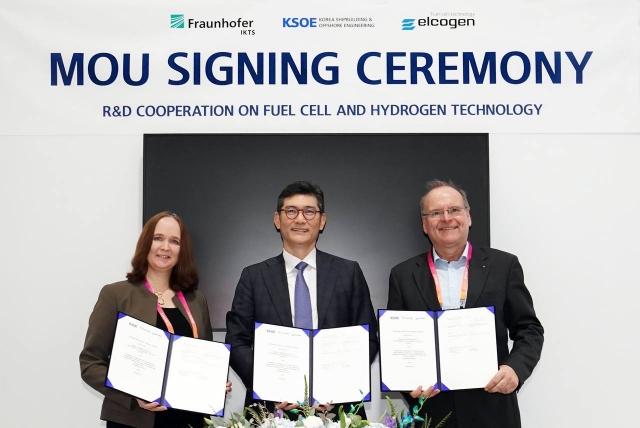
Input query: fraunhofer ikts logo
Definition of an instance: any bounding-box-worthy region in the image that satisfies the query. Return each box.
[171,14,185,29]
[169,14,255,35]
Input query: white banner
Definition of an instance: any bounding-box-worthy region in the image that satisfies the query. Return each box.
[1,0,639,134]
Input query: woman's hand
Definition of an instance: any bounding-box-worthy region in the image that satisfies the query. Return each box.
[136,399,168,412]
[226,380,232,396]
[409,384,440,400]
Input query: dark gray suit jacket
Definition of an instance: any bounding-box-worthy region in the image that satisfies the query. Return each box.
[388,246,543,428]
[225,250,378,406]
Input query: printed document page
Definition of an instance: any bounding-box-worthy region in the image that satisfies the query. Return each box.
[379,310,437,391]
[106,314,169,402]
[312,325,370,404]
[163,337,230,415]
[253,323,310,403]
[437,307,497,390]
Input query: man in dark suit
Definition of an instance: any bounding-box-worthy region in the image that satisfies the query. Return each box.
[226,180,378,416]
[387,179,543,428]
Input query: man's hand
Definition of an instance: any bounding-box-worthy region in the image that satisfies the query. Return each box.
[485,365,519,394]
[313,403,333,412]
[409,384,441,400]
[276,401,300,411]
[135,399,168,412]
[276,401,333,412]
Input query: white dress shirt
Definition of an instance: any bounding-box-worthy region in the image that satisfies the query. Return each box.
[433,242,470,310]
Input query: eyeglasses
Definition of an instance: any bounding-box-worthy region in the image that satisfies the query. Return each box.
[280,208,322,220]
[421,206,468,219]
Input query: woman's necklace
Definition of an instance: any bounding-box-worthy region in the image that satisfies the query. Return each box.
[149,285,168,306]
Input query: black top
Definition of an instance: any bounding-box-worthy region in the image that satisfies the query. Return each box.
[153,308,205,428]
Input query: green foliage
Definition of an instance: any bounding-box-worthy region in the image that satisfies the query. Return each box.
[207,378,451,428]
[298,374,314,418]
[381,395,450,428]
[245,406,265,425]
[431,412,451,428]
[385,396,397,419]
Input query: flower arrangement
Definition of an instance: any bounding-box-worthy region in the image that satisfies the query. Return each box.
[205,378,450,428]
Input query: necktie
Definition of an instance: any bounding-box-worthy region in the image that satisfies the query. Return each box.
[294,261,313,329]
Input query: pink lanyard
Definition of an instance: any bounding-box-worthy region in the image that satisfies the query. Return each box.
[427,242,472,309]
[144,279,199,338]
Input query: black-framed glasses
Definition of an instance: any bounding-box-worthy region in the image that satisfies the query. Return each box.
[280,208,322,220]
[421,206,468,219]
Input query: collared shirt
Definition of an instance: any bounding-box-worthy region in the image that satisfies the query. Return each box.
[433,242,470,310]
[283,248,319,329]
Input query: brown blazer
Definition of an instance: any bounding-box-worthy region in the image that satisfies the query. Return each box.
[79,280,213,428]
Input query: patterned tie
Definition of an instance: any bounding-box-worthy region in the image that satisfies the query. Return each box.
[294,261,313,329]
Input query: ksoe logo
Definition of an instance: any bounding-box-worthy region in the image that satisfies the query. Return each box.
[171,14,185,28]
[283,17,317,28]
[401,18,416,30]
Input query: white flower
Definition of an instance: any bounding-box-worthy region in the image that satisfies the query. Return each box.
[303,416,324,428]
[259,418,297,428]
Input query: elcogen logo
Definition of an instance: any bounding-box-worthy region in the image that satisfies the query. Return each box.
[402,13,476,30]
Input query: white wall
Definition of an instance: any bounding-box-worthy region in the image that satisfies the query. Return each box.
[1,134,639,427]
[0,137,142,426]
[490,134,640,426]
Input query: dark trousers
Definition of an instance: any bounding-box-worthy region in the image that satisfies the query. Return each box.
[106,409,206,428]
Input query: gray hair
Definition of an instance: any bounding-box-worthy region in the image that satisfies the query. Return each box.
[420,179,470,214]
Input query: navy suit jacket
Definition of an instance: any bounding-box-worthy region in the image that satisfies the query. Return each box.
[387,246,544,428]
[226,249,379,406]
